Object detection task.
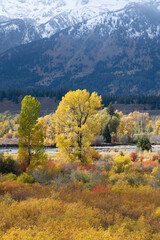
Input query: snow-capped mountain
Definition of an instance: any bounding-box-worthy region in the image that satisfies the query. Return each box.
[1,0,157,22]
[1,0,160,95]
[0,0,160,53]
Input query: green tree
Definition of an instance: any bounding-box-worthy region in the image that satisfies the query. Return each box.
[54,90,102,165]
[107,114,120,135]
[99,108,120,137]
[107,102,115,116]
[18,96,46,166]
[106,103,120,134]
[103,124,111,143]
[146,123,153,133]
[137,135,152,151]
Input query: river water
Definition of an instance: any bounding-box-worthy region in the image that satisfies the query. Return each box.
[1,145,160,154]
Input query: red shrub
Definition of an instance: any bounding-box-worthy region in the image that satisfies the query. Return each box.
[111,135,119,143]
[143,160,159,168]
[18,163,28,172]
[100,170,107,175]
[139,156,144,162]
[6,133,13,139]
[79,165,97,172]
[72,162,81,170]
[46,161,56,168]
[72,162,97,172]
[152,155,159,161]
[130,152,138,162]
[91,184,110,193]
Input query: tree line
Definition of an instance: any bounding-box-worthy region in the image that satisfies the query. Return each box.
[0,88,67,103]
[102,95,160,109]
[1,89,160,109]
[17,90,155,167]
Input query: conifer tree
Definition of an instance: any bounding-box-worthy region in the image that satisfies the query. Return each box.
[103,124,111,143]
[107,102,115,116]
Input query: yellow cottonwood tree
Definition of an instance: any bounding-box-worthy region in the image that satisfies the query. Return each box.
[154,119,160,134]
[54,90,102,165]
[117,114,134,137]
[132,111,150,133]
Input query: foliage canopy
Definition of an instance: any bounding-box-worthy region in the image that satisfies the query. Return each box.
[54,89,102,165]
[137,135,152,151]
[18,95,46,166]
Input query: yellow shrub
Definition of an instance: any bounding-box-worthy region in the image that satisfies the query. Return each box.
[114,155,132,173]
[155,207,160,218]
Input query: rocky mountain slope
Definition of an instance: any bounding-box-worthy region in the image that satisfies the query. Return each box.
[0,0,160,94]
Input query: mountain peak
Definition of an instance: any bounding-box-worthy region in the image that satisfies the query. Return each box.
[1,0,160,94]
[0,0,159,24]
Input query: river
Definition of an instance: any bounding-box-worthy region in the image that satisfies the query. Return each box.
[1,145,160,154]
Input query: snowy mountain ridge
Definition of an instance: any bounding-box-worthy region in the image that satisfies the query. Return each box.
[0,0,160,53]
[1,1,160,94]
[1,0,158,24]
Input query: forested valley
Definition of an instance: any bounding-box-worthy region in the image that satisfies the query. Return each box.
[1,90,160,239]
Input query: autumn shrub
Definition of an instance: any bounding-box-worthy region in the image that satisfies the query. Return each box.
[152,155,159,161]
[3,148,160,238]
[155,207,160,218]
[32,166,53,183]
[78,164,98,172]
[71,169,93,185]
[59,184,160,228]
[143,160,159,172]
[130,163,145,174]
[109,173,122,185]
[32,162,99,185]
[114,155,132,173]
[1,181,160,239]
[17,163,28,173]
[32,161,68,184]
[139,156,144,162]
[130,152,138,162]
[0,193,15,205]
[0,181,51,201]
[5,132,13,139]
[46,161,56,168]
[152,167,160,187]
[0,198,102,239]
[4,173,17,181]
[17,173,35,184]
[99,153,114,171]
[91,184,110,193]
[123,173,147,187]
[89,149,100,161]
[0,154,18,174]
[111,135,119,143]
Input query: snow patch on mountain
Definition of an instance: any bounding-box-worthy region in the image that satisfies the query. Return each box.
[0,0,160,53]
[0,0,159,24]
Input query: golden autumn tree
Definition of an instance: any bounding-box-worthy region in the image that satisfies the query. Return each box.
[118,111,150,138]
[54,90,102,165]
[131,111,150,133]
[38,115,56,146]
[117,114,134,137]
[153,119,160,135]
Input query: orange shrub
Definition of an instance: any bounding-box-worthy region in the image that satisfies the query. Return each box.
[91,185,110,193]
